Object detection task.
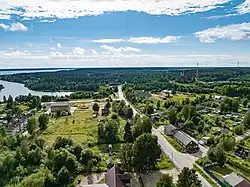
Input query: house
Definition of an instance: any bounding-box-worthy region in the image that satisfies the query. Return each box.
[79,166,131,187]
[50,102,71,114]
[105,166,131,187]
[164,124,178,136]
[102,107,110,116]
[214,95,223,100]
[174,131,199,153]
[222,172,250,187]
[200,137,211,145]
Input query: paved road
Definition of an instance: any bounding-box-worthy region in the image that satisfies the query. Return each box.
[118,85,212,187]
[118,85,138,115]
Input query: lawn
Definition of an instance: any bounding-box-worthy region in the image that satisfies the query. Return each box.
[155,155,174,170]
[42,107,100,146]
[210,165,233,180]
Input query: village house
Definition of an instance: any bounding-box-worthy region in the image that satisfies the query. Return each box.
[174,131,199,153]
[164,124,199,153]
[79,166,131,187]
[50,102,71,115]
[222,172,250,187]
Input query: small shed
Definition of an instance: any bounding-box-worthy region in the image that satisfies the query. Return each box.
[201,137,211,145]
[214,95,222,100]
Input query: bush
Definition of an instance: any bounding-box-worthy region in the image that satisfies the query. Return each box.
[155,155,174,170]
[233,126,244,135]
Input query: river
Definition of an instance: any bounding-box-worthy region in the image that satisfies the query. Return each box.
[0,70,73,101]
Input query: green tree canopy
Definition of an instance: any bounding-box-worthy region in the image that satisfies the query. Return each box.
[92,103,99,113]
[27,116,38,135]
[176,167,201,187]
[38,114,49,130]
[156,174,175,187]
[132,133,161,172]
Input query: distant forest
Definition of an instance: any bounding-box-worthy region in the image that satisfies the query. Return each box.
[0,67,249,97]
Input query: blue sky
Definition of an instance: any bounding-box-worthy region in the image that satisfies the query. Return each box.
[0,0,250,68]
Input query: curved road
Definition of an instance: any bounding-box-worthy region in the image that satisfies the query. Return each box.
[118,85,212,187]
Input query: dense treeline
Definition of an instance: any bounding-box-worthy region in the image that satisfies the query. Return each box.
[0,67,249,97]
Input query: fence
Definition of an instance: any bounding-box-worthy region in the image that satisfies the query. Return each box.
[203,167,227,187]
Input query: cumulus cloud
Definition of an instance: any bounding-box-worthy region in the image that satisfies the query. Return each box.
[91,50,98,55]
[92,36,180,44]
[236,0,250,15]
[57,43,62,48]
[128,36,180,43]
[92,39,125,43]
[100,45,141,54]
[195,22,250,43]
[39,19,56,23]
[0,22,28,32]
[0,0,232,20]
[2,50,30,57]
[1,50,250,68]
[72,47,86,55]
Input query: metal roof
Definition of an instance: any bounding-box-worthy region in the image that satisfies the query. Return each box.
[50,102,70,107]
[223,172,249,187]
[174,131,192,146]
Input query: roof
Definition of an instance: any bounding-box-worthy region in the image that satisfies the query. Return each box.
[223,172,250,187]
[50,102,70,107]
[174,131,193,146]
[236,180,250,187]
[214,95,222,99]
[81,185,108,187]
[105,166,130,187]
[164,124,177,133]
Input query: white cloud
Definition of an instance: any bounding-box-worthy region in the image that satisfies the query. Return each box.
[128,36,180,44]
[92,39,125,43]
[100,45,141,54]
[0,0,232,20]
[0,14,10,20]
[1,51,250,68]
[236,0,250,15]
[0,23,9,30]
[2,50,30,57]
[91,50,98,55]
[57,43,62,48]
[39,19,56,23]
[0,22,28,32]
[72,47,86,55]
[50,51,64,57]
[195,22,250,43]
[92,36,180,44]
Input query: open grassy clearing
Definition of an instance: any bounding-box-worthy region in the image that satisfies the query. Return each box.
[42,102,101,146]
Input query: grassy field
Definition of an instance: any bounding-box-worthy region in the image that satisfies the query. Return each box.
[42,106,100,146]
[42,101,126,147]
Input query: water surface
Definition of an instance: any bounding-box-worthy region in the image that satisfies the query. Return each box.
[0,70,72,101]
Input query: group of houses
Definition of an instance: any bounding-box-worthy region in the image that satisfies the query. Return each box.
[164,124,200,154]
